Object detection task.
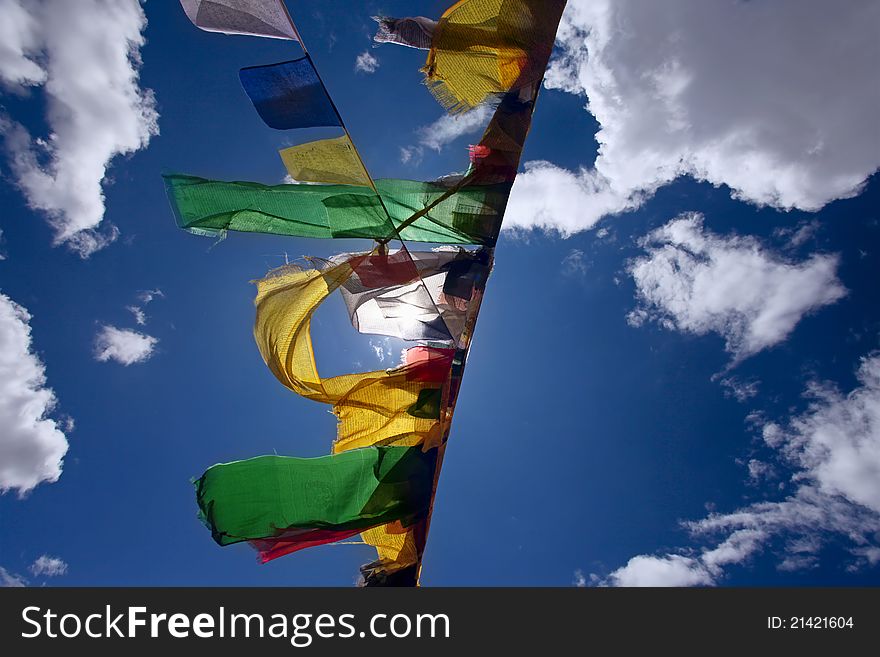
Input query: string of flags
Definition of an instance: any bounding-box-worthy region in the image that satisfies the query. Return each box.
[170,0,567,586]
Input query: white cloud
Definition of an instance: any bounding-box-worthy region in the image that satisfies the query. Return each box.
[594,352,880,586]
[60,415,74,433]
[399,146,418,165]
[561,249,588,276]
[369,338,392,364]
[699,529,767,574]
[851,547,880,568]
[400,105,491,166]
[0,293,69,496]
[93,325,157,365]
[601,555,713,587]
[775,356,880,512]
[720,377,760,403]
[0,566,27,587]
[775,220,821,249]
[0,0,45,88]
[127,305,146,326]
[628,213,846,364]
[506,162,642,235]
[0,0,158,257]
[354,50,379,74]
[778,548,819,573]
[0,227,6,259]
[125,288,163,326]
[746,459,774,485]
[417,105,491,152]
[507,0,880,234]
[30,555,67,577]
[137,288,163,305]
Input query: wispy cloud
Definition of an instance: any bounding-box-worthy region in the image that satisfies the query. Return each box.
[137,288,163,305]
[774,220,821,250]
[417,105,491,152]
[126,288,163,326]
[506,0,880,235]
[30,555,67,577]
[0,292,69,496]
[369,338,393,364]
[126,306,146,326]
[719,377,760,403]
[561,249,588,277]
[627,213,846,365]
[354,50,379,74]
[400,105,491,165]
[592,351,880,586]
[399,146,419,166]
[746,459,775,485]
[0,566,27,587]
[93,325,157,366]
[0,0,158,257]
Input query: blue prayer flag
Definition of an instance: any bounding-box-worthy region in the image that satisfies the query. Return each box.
[239,56,340,130]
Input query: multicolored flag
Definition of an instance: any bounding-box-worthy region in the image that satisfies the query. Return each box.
[338,249,488,344]
[169,0,567,586]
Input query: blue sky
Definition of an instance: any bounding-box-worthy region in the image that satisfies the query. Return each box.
[1,0,880,587]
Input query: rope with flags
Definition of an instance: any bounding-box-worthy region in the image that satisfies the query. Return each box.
[168,0,567,586]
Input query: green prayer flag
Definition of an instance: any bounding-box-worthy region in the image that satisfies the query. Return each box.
[195,445,437,547]
[407,388,443,419]
[163,173,511,245]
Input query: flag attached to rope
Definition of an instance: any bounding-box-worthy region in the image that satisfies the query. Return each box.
[169,0,569,587]
[239,57,340,130]
[249,251,475,581]
[195,446,438,562]
[372,16,437,50]
[375,0,567,114]
[163,174,510,244]
[179,0,299,40]
[338,249,489,344]
[424,0,566,113]
[279,135,372,187]
[163,174,393,240]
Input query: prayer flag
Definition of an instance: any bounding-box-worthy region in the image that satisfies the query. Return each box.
[279,135,371,186]
[163,173,509,244]
[338,249,488,344]
[179,0,298,40]
[195,446,438,560]
[240,57,340,130]
[422,0,567,113]
[373,16,436,50]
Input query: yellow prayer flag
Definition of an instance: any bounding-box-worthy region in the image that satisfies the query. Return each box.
[252,256,450,583]
[422,0,566,113]
[278,135,372,187]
